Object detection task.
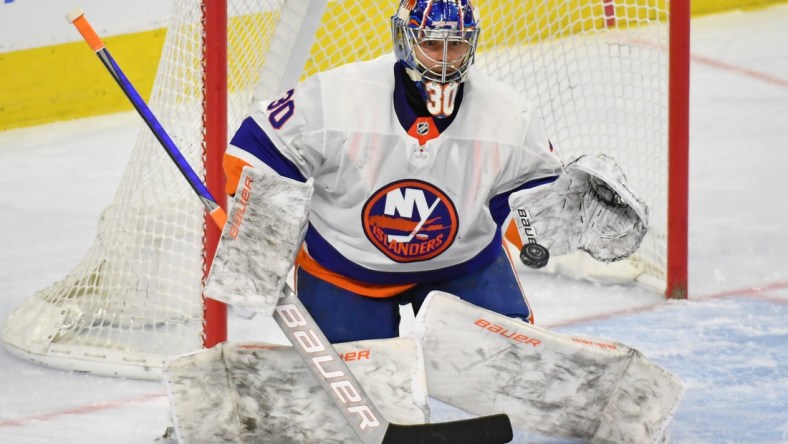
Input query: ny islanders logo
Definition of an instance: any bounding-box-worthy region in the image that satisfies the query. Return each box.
[362,180,458,263]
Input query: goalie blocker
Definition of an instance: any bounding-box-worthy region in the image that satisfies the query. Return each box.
[204,166,313,315]
[510,154,649,267]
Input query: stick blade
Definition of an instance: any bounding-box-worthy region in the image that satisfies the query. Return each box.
[382,414,513,444]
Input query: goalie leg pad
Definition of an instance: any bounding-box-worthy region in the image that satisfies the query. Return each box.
[410,291,682,443]
[164,338,429,444]
[204,167,313,315]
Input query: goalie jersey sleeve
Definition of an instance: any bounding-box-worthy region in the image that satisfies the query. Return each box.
[224,55,562,288]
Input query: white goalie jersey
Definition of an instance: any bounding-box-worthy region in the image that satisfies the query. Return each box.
[224,55,562,288]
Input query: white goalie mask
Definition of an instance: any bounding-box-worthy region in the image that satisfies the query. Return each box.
[392,0,480,86]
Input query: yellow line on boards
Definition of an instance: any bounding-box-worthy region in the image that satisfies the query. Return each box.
[1,0,786,131]
[0,29,165,131]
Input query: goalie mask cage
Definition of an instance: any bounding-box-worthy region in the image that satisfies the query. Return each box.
[2,0,688,379]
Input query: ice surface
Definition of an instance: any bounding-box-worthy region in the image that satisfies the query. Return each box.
[1,5,787,443]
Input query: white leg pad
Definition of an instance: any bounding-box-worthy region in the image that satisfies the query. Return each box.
[164,337,429,443]
[409,291,683,443]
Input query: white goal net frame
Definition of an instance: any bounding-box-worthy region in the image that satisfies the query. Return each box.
[1,0,689,379]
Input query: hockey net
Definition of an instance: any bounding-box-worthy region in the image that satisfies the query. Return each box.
[1,0,685,378]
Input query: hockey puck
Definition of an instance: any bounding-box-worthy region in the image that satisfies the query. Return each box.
[520,243,549,268]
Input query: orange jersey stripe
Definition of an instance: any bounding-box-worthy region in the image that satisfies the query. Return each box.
[296,248,415,298]
[503,217,523,250]
[223,153,251,195]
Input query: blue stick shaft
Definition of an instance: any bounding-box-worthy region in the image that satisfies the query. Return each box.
[95,48,221,214]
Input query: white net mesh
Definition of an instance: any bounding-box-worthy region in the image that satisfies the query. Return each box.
[1,0,675,378]
[1,0,290,378]
[486,3,670,287]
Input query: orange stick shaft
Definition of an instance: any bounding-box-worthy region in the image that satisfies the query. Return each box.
[67,10,105,52]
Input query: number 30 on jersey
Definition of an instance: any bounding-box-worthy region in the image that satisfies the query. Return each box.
[267,89,295,129]
[424,81,459,118]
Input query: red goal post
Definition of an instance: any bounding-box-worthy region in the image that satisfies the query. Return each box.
[1,0,688,379]
[667,0,690,300]
[202,0,228,348]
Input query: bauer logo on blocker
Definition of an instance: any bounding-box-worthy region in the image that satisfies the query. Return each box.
[362,179,458,262]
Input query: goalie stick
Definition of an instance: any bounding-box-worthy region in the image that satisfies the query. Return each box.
[67,8,513,444]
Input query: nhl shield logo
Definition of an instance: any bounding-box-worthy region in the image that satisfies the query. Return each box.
[416,121,430,136]
[362,179,458,263]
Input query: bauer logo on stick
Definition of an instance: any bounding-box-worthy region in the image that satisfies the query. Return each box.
[362,179,458,262]
[276,303,382,431]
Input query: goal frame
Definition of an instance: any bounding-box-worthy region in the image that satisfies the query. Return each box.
[202,0,228,347]
[666,0,690,300]
[1,0,690,381]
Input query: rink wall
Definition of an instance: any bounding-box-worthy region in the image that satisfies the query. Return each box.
[1,0,786,131]
[0,0,171,131]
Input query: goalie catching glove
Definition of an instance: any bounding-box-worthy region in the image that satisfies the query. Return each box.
[509,154,648,264]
